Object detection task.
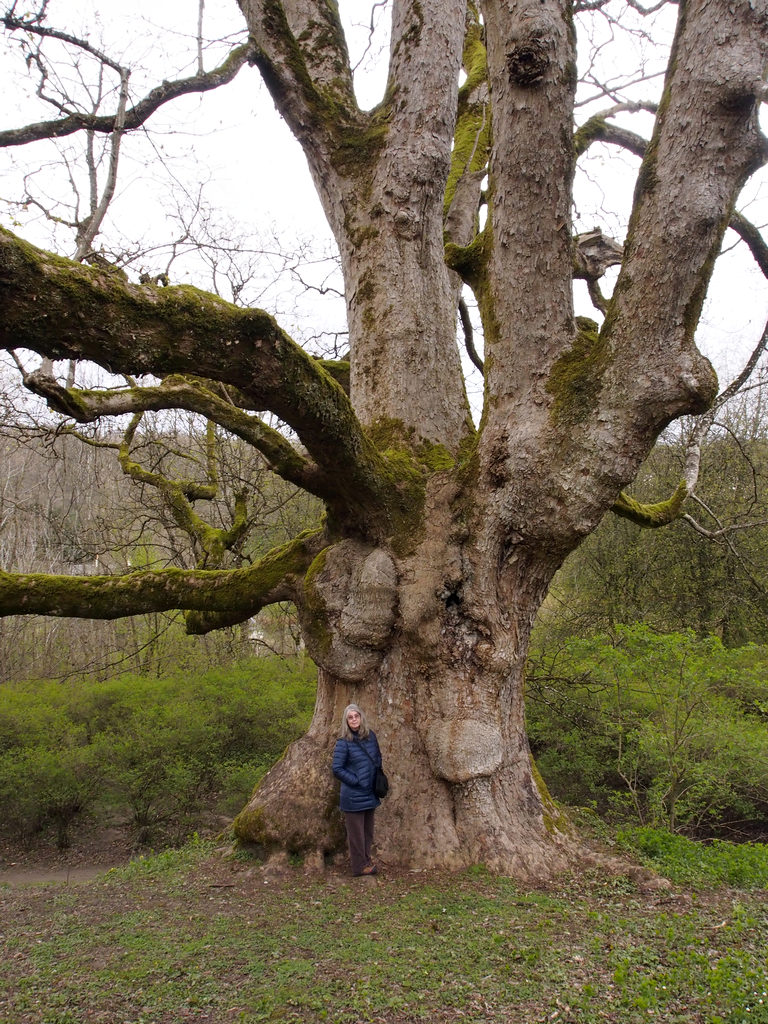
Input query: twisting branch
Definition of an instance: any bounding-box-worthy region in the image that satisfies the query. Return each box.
[613,316,768,531]
[577,94,768,534]
[117,412,216,502]
[116,413,252,569]
[16,365,321,495]
[0,42,253,147]
[2,9,126,73]
[0,229,419,540]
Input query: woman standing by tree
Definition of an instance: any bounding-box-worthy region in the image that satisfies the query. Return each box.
[332,704,382,877]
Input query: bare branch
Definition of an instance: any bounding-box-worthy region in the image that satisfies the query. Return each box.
[681,510,768,541]
[0,42,252,148]
[458,297,484,373]
[730,210,768,280]
[2,10,126,73]
[73,68,130,261]
[681,498,768,598]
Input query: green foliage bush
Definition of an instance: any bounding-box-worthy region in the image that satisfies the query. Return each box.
[527,625,768,836]
[617,825,768,888]
[0,655,317,850]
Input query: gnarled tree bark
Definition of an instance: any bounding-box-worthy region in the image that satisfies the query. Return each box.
[1,0,766,879]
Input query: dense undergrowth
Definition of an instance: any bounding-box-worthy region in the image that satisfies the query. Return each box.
[4,628,768,862]
[528,626,768,839]
[0,655,316,850]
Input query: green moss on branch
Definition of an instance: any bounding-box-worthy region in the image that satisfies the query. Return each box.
[612,480,688,528]
[444,232,489,289]
[0,229,411,539]
[545,317,611,427]
[444,6,490,218]
[0,528,323,623]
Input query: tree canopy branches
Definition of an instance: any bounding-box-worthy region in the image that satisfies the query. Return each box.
[0,227,419,537]
[0,0,767,633]
[0,20,253,149]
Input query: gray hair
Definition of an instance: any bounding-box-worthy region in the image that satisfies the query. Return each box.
[339,703,370,740]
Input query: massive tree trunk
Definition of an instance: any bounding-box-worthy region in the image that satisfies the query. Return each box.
[236,494,569,877]
[230,0,765,875]
[0,0,766,878]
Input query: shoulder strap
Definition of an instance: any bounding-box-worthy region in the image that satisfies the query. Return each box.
[352,737,377,766]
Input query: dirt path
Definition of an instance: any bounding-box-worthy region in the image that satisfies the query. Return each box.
[0,828,133,887]
[0,863,124,887]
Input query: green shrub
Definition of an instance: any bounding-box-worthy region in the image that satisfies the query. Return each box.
[0,655,317,850]
[0,741,102,847]
[527,626,768,834]
[617,825,768,888]
[217,758,272,815]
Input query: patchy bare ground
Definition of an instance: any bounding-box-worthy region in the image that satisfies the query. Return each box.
[0,823,168,886]
[3,828,768,1024]
[0,812,237,886]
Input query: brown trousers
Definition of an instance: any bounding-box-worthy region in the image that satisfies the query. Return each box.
[343,809,376,875]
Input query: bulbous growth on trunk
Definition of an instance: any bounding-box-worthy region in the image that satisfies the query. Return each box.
[234,512,573,880]
[1,0,764,886]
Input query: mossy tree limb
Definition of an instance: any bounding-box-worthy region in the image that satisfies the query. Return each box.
[443,2,490,227]
[0,227,416,539]
[573,104,652,160]
[0,528,323,624]
[612,480,689,528]
[20,367,322,496]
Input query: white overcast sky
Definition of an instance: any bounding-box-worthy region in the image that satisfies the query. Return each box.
[1,0,767,394]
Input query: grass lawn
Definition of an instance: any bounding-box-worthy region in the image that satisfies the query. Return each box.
[2,839,768,1024]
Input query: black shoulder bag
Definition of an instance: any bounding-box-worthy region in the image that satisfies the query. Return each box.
[354,739,389,799]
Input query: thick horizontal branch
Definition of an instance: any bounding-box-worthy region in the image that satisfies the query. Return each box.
[0,43,252,148]
[0,529,323,622]
[0,229,414,538]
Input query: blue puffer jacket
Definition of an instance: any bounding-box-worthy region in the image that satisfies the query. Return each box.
[332,730,382,812]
